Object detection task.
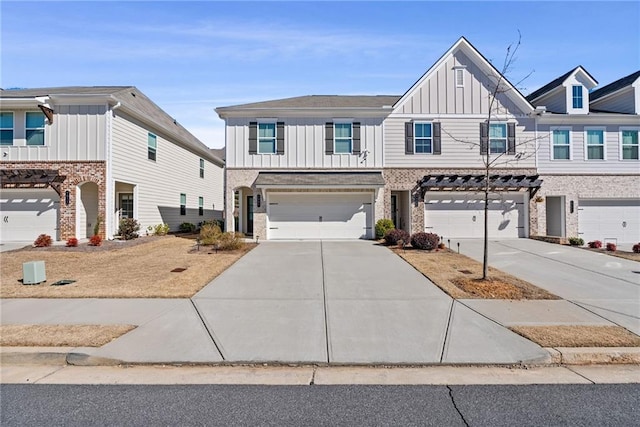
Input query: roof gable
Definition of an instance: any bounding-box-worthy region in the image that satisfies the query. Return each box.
[527,66,598,102]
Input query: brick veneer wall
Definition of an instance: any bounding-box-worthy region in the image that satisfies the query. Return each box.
[1,161,107,240]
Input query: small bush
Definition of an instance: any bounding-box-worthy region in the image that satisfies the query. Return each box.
[568,237,584,246]
[588,240,602,249]
[89,235,102,246]
[207,232,245,251]
[384,229,410,246]
[410,232,440,250]
[633,243,640,254]
[200,219,224,232]
[179,222,196,233]
[199,223,222,245]
[437,242,446,250]
[375,219,395,240]
[153,223,170,236]
[66,237,78,247]
[118,218,140,240]
[93,216,103,237]
[606,242,617,252]
[34,234,53,247]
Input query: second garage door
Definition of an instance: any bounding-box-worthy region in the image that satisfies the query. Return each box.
[0,188,60,242]
[425,192,526,239]
[267,193,373,239]
[578,199,640,245]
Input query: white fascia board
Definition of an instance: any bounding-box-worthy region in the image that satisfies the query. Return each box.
[0,98,48,108]
[537,113,640,125]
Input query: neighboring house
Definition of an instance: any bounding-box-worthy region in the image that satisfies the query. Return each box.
[527,70,640,246]
[0,86,224,242]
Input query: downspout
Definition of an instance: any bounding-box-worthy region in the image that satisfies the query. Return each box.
[105,101,122,239]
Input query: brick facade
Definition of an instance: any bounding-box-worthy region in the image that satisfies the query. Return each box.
[1,161,107,240]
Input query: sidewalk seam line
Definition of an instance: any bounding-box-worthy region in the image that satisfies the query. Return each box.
[566,300,632,331]
[439,299,455,363]
[564,365,596,384]
[321,240,330,364]
[31,365,68,384]
[190,299,225,361]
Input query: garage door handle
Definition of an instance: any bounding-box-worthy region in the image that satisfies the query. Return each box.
[622,221,627,228]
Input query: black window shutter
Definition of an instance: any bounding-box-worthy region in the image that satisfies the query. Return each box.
[507,122,516,154]
[276,122,285,155]
[325,122,334,154]
[480,122,489,154]
[405,122,414,154]
[248,122,257,154]
[352,122,361,155]
[432,122,441,155]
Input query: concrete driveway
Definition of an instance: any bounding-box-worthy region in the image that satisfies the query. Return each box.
[454,238,640,335]
[192,241,547,365]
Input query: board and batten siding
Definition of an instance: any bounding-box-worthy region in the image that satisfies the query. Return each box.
[225,117,384,169]
[110,111,224,232]
[384,116,537,169]
[1,105,107,161]
[537,123,640,174]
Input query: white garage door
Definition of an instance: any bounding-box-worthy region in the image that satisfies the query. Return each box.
[578,199,640,245]
[0,189,60,242]
[268,193,373,239]
[425,193,526,239]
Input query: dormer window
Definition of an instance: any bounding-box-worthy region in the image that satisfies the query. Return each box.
[572,85,583,109]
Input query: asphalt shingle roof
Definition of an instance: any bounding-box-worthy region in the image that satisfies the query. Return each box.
[217,95,401,110]
[590,70,640,101]
[254,171,385,187]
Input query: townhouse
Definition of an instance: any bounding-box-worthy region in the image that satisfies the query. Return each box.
[0,86,225,242]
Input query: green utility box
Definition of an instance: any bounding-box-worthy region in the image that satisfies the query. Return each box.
[23,260,46,285]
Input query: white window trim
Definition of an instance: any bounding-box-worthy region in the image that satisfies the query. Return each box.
[413,121,433,154]
[619,126,640,161]
[571,85,583,109]
[454,66,466,88]
[584,127,606,161]
[25,111,46,146]
[256,120,277,155]
[147,132,157,162]
[333,120,353,155]
[550,126,572,161]
[0,111,14,146]
[199,158,205,178]
[489,122,508,155]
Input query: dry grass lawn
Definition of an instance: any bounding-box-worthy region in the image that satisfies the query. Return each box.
[510,325,640,348]
[393,247,559,300]
[0,325,135,347]
[0,236,254,298]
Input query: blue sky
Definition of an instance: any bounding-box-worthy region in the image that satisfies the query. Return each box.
[2,1,639,148]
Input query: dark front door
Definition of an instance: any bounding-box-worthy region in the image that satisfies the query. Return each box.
[246,195,254,235]
[391,194,398,229]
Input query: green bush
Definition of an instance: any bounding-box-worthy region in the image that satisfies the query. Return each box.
[568,237,584,246]
[153,223,170,236]
[375,219,395,239]
[118,218,140,240]
[199,223,222,245]
[179,222,196,233]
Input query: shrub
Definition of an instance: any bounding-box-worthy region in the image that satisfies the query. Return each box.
[568,237,584,246]
[606,242,617,252]
[375,219,395,240]
[200,219,224,232]
[410,232,440,250]
[588,240,602,249]
[437,242,446,250]
[118,218,140,240]
[34,234,53,247]
[633,243,640,254]
[89,235,102,246]
[153,223,170,236]
[199,223,222,245]
[384,229,410,246]
[93,215,103,237]
[217,232,245,251]
[179,222,196,233]
[66,237,79,247]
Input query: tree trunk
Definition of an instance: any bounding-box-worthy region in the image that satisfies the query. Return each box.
[483,166,490,280]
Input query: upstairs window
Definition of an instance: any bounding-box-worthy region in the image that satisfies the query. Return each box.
[585,129,605,160]
[180,193,186,216]
[572,85,583,109]
[0,112,13,146]
[199,196,204,216]
[334,123,353,154]
[414,123,432,153]
[489,123,507,154]
[552,128,571,160]
[455,68,464,87]
[621,129,639,160]
[26,112,45,146]
[258,123,276,154]
[148,133,157,161]
[199,158,205,178]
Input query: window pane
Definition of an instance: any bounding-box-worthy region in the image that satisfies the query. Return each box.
[415,138,431,153]
[586,130,603,145]
[554,146,570,160]
[572,86,583,108]
[623,145,639,160]
[553,130,570,145]
[258,139,275,153]
[334,123,352,138]
[26,112,45,128]
[622,130,638,145]
[415,123,431,138]
[489,124,506,138]
[0,129,13,145]
[490,140,506,154]
[335,139,352,154]
[258,123,275,138]
[26,130,44,146]
[148,133,157,148]
[0,112,13,128]
[180,194,186,205]
[587,146,604,160]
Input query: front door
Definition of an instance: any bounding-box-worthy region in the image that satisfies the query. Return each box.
[119,193,134,219]
[246,195,254,235]
[391,194,398,229]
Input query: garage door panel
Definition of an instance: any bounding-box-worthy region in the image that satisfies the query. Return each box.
[0,189,60,242]
[578,199,640,244]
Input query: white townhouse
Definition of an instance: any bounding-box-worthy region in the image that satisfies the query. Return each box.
[527,70,640,246]
[215,37,639,245]
[0,86,225,242]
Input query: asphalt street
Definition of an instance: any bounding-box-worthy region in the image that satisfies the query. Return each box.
[2,384,638,426]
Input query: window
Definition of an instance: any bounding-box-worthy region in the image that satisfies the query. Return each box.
[26,112,45,146]
[199,196,204,216]
[455,68,464,87]
[258,123,276,154]
[0,112,13,145]
[199,158,205,178]
[180,193,186,216]
[621,129,639,160]
[334,123,352,154]
[572,85,583,109]
[489,123,507,154]
[585,129,605,160]
[119,193,134,219]
[148,133,157,161]
[552,128,571,160]
[414,123,432,153]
